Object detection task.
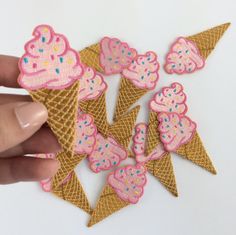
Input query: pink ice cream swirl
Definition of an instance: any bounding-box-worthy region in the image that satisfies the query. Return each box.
[18,25,83,90]
[78,66,107,101]
[132,123,166,163]
[37,153,72,192]
[164,37,205,74]
[88,134,127,173]
[122,51,159,90]
[158,112,197,152]
[108,164,147,204]
[74,113,97,155]
[100,37,137,75]
[149,82,187,115]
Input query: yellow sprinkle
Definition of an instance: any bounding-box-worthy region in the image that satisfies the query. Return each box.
[43,61,49,66]
[53,46,59,52]
[43,28,48,32]
[67,58,73,65]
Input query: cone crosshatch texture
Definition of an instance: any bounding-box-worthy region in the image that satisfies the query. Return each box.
[187,23,230,59]
[88,184,129,227]
[53,172,92,214]
[113,78,148,121]
[80,43,103,73]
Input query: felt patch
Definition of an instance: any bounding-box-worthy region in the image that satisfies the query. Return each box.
[100,37,137,75]
[132,123,166,163]
[164,23,230,75]
[74,113,97,155]
[107,164,147,204]
[149,82,187,115]
[18,25,83,90]
[88,133,127,173]
[164,37,205,74]
[37,153,72,192]
[158,112,197,152]
[78,66,107,101]
[122,51,159,90]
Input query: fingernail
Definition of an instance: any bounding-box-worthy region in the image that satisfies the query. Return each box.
[15,102,48,128]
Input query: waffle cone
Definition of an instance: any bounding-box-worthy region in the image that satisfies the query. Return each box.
[176,132,216,174]
[109,106,140,148]
[80,43,104,73]
[53,172,92,214]
[186,23,230,59]
[145,153,178,196]
[52,153,85,189]
[113,78,148,121]
[144,111,178,196]
[88,184,129,227]
[146,111,161,155]
[30,81,79,153]
[79,93,109,136]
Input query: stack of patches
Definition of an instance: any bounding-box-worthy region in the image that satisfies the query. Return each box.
[17,23,229,227]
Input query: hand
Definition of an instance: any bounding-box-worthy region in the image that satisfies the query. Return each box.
[0,55,61,184]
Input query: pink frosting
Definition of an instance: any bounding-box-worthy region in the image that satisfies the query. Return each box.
[149,82,187,115]
[100,37,137,75]
[74,114,97,155]
[164,37,205,74]
[18,25,83,90]
[78,66,107,101]
[108,164,147,204]
[122,51,159,89]
[158,112,197,152]
[132,123,166,163]
[88,134,127,173]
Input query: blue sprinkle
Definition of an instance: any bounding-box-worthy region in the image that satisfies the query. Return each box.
[23,58,28,63]
[179,122,183,127]
[162,135,165,138]
[38,49,44,53]
[142,137,145,140]
[55,68,60,74]
[175,104,178,108]
[115,61,119,64]
[169,108,172,112]
[141,76,144,80]
[108,58,112,61]
[105,143,109,148]
[98,147,102,151]
[181,130,184,134]
[173,89,176,92]
[164,118,168,122]
[122,49,124,53]
[90,87,93,90]
[91,80,94,83]
[96,163,100,166]
[84,121,88,124]
[136,170,140,174]
[85,136,88,140]
[59,57,63,63]
[128,52,131,56]
[142,61,145,65]
[103,159,105,162]
[172,64,176,68]
[79,140,82,144]
[126,188,129,191]
[178,51,182,54]
[113,162,117,165]
[120,169,123,173]
[42,37,46,42]
[79,125,82,128]
[116,41,120,44]
[147,57,150,61]
[185,50,189,54]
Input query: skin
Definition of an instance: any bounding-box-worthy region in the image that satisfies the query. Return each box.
[0,55,61,184]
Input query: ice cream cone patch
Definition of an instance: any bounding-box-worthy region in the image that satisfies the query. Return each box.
[17,24,229,227]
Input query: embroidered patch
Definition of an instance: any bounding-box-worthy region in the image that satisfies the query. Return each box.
[158,112,197,152]
[88,133,127,173]
[164,37,205,74]
[78,66,107,101]
[149,82,187,115]
[122,51,159,90]
[132,123,166,163]
[18,25,83,90]
[100,37,137,75]
[108,164,147,204]
[74,113,97,155]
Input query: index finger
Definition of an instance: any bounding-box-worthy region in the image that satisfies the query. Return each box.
[0,55,20,88]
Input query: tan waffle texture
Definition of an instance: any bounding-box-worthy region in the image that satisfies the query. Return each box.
[145,153,178,196]
[53,172,92,214]
[144,111,178,196]
[30,81,79,153]
[187,23,230,59]
[79,93,109,136]
[88,185,129,227]
[108,106,140,148]
[80,43,104,73]
[146,111,161,155]
[52,153,85,188]
[113,78,148,121]
[176,132,216,174]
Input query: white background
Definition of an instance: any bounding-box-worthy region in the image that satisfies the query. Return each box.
[0,0,235,234]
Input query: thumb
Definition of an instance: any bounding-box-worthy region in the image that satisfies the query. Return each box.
[0,102,48,153]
